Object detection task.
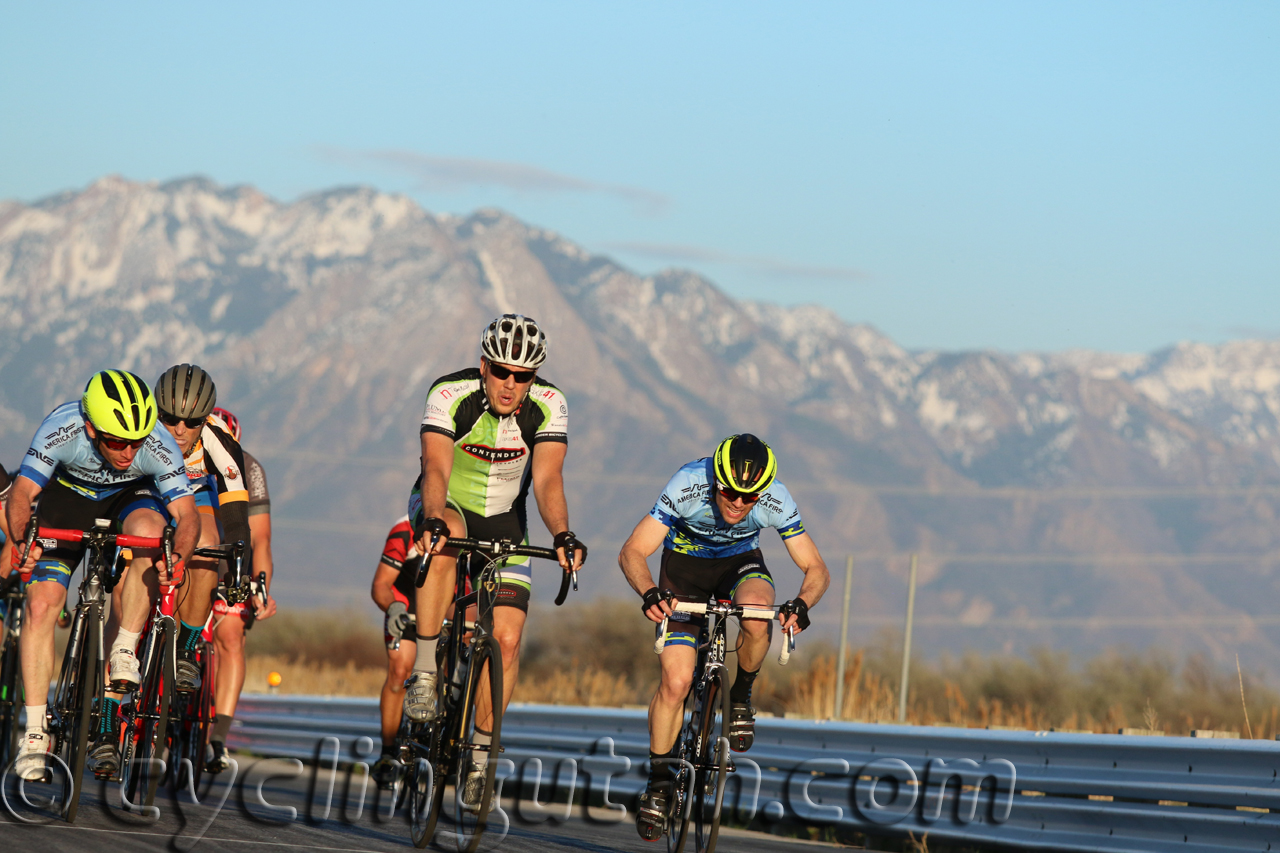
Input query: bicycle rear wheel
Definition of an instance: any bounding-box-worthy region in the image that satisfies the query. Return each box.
[123,619,173,809]
[450,635,503,853]
[170,641,214,794]
[691,667,730,853]
[58,603,101,824]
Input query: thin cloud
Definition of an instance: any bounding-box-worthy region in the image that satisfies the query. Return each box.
[314,146,668,216]
[605,241,870,283]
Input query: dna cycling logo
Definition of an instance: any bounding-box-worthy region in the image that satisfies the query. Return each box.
[462,444,527,464]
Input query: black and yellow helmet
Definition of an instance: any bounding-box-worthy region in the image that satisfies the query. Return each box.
[712,434,777,494]
[82,369,157,440]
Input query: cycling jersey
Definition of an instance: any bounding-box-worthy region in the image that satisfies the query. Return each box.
[242,451,270,517]
[649,457,805,559]
[419,368,567,518]
[179,416,250,549]
[379,515,422,605]
[18,401,192,504]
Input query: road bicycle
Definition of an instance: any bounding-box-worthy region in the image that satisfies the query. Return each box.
[396,534,579,852]
[654,597,795,853]
[0,572,26,770]
[163,540,258,795]
[17,518,171,823]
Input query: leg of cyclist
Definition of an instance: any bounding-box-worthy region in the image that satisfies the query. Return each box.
[374,631,415,788]
[464,592,526,806]
[403,507,466,723]
[208,602,251,771]
[727,574,775,752]
[16,578,68,780]
[174,511,222,691]
[638,636,697,841]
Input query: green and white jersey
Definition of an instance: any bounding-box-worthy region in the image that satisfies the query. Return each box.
[419,368,568,517]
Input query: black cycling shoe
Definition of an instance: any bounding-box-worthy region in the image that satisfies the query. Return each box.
[636,781,670,842]
[372,754,400,791]
[206,740,231,773]
[730,701,755,752]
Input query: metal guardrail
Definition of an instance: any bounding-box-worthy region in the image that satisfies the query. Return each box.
[232,695,1280,852]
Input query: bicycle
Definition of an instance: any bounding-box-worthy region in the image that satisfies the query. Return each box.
[653,597,795,853]
[16,517,172,823]
[0,572,26,770]
[163,540,256,795]
[397,535,578,852]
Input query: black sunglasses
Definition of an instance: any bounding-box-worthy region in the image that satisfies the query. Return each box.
[718,486,761,504]
[487,363,536,383]
[160,412,207,429]
[99,433,147,451]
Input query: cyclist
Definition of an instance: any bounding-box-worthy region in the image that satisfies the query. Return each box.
[407,313,586,808]
[370,514,420,789]
[0,462,12,577]
[7,370,199,781]
[150,364,253,698]
[205,406,276,772]
[617,433,829,841]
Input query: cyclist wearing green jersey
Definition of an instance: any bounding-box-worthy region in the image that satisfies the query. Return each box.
[407,314,586,807]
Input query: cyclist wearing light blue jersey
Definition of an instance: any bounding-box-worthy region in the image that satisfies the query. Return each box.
[619,434,829,842]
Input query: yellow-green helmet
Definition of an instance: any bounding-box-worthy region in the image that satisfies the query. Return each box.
[712,434,777,494]
[82,370,157,440]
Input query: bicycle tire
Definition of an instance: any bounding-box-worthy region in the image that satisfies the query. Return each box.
[0,613,23,769]
[60,602,101,824]
[123,619,173,809]
[450,635,503,853]
[171,641,214,795]
[691,667,730,853]
[409,722,445,848]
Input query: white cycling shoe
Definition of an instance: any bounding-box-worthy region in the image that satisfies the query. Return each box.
[16,730,54,782]
[108,647,141,691]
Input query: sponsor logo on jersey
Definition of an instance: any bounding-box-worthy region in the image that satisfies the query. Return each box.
[225,465,239,480]
[26,448,55,467]
[462,444,527,464]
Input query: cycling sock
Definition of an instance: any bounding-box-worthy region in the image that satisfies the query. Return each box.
[25,704,47,734]
[649,746,676,785]
[472,729,491,769]
[111,628,142,655]
[381,742,395,758]
[178,620,204,653]
[730,664,758,704]
[414,633,440,674]
[211,713,233,743]
[97,697,121,736]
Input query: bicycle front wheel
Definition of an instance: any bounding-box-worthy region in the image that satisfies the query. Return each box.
[450,635,503,853]
[691,667,730,853]
[0,614,23,769]
[409,721,445,849]
[58,603,102,824]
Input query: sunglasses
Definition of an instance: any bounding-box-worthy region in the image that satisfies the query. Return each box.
[487,363,536,383]
[160,412,207,429]
[99,434,146,451]
[718,486,760,505]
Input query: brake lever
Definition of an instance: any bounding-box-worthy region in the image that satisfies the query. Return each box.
[415,532,442,589]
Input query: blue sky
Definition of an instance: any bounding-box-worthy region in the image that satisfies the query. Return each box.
[2,2,1276,353]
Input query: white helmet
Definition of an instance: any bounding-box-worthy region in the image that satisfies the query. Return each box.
[480,314,548,369]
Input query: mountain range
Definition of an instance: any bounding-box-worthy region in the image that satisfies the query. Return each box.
[3,176,1279,675]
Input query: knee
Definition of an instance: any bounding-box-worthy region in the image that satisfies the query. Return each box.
[25,591,61,625]
[389,659,413,688]
[493,627,521,662]
[123,510,165,537]
[739,619,770,642]
[659,670,692,703]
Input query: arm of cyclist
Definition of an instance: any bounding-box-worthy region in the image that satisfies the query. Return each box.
[371,561,411,637]
[414,435,456,555]
[164,493,201,583]
[530,440,584,571]
[248,511,276,619]
[0,493,11,579]
[777,532,829,634]
[5,475,43,574]
[619,514,675,623]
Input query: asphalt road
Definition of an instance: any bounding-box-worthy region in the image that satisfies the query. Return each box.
[0,754,841,852]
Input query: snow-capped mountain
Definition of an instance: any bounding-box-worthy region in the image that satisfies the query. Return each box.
[3,176,1279,672]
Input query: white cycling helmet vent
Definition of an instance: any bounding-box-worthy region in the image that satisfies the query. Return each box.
[480,314,548,369]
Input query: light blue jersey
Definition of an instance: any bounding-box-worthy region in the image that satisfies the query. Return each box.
[649,458,805,559]
[18,401,193,504]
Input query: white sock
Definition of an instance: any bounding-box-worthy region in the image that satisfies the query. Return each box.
[473,730,491,768]
[25,704,47,734]
[414,635,439,674]
[112,628,142,655]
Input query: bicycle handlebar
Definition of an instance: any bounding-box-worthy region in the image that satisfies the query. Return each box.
[37,526,164,549]
[653,599,796,665]
[415,535,579,606]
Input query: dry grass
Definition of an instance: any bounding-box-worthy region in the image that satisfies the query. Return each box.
[236,604,1280,737]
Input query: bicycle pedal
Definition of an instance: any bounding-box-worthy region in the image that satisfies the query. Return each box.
[107,679,137,693]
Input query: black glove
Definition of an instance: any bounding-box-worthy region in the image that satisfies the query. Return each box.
[416,516,449,544]
[553,530,587,563]
[385,601,411,639]
[779,598,811,631]
[641,587,665,615]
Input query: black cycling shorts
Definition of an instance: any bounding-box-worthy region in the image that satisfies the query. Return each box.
[413,500,532,612]
[29,477,166,588]
[657,549,774,649]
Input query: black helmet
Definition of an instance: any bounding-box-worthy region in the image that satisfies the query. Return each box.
[155,364,217,420]
[712,434,777,494]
